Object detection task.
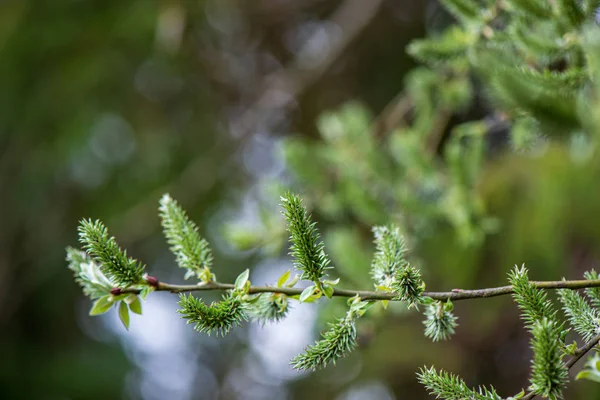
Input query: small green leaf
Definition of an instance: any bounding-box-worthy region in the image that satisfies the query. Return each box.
[277,270,291,287]
[322,285,334,299]
[576,370,600,383]
[381,300,389,310]
[90,295,114,316]
[510,390,525,399]
[443,300,454,312]
[348,294,361,306]
[235,269,250,291]
[129,296,142,315]
[140,286,155,301]
[300,285,317,302]
[564,341,578,356]
[421,296,435,305]
[286,274,300,288]
[323,278,340,286]
[109,293,128,302]
[119,301,130,330]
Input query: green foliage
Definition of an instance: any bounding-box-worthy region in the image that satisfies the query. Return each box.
[159,194,214,282]
[89,295,114,316]
[370,225,425,307]
[423,300,458,342]
[291,316,356,371]
[583,0,600,15]
[505,0,552,19]
[370,225,409,287]
[439,0,481,24]
[584,269,600,308]
[248,293,289,324]
[64,0,600,396]
[66,247,112,299]
[280,192,331,285]
[558,287,600,341]
[576,353,600,383]
[509,265,557,330]
[77,219,145,288]
[529,318,568,399]
[291,297,369,371]
[393,265,425,308]
[177,293,247,336]
[407,26,473,67]
[417,366,501,400]
[556,0,585,26]
[118,301,130,331]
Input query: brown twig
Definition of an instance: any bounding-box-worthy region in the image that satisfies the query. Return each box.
[121,277,600,302]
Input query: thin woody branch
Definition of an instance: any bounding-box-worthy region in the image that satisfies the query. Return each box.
[119,277,600,302]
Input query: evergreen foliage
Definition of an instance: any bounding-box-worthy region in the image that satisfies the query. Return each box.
[159,194,214,281]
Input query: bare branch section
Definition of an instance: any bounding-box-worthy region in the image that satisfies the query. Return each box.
[121,277,600,302]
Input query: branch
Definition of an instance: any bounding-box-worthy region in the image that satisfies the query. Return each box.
[521,332,600,400]
[120,277,600,301]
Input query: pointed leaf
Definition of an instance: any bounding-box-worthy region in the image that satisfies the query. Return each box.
[235,269,250,291]
[299,285,317,302]
[89,295,114,316]
[322,285,334,299]
[277,270,291,287]
[119,301,130,330]
[286,274,300,288]
[140,286,155,301]
[129,296,142,315]
[576,370,600,383]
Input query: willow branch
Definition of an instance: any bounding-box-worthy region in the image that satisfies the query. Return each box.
[121,277,600,302]
[520,332,600,400]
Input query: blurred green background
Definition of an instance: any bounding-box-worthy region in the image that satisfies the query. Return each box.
[3,1,600,399]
